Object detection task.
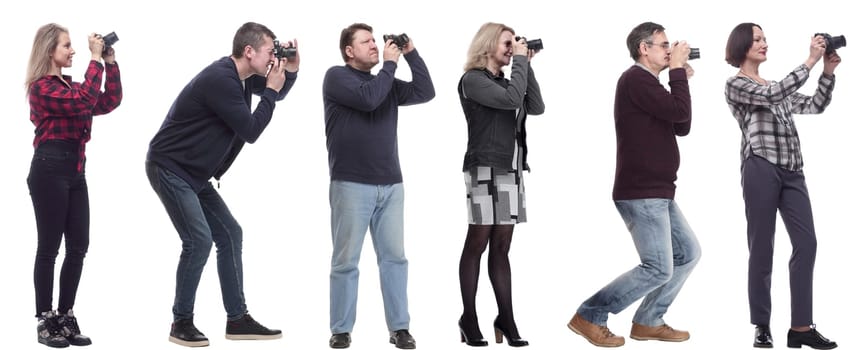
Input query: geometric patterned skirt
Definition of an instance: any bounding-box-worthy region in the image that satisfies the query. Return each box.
[464,166,526,225]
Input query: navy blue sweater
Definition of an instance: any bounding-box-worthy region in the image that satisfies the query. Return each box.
[322,50,435,185]
[147,56,296,191]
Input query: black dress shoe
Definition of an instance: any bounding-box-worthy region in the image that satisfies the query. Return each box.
[787,326,837,349]
[754,325,773,348]
[330,333,351,349]
[390,329,416,349]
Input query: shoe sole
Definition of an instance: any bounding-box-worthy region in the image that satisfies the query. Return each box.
[568,323,624,347]
[225,333,283,340]
[389,339,416,349]
[630,335,690,342]
[169,336,209,347]
[38,339,70,348]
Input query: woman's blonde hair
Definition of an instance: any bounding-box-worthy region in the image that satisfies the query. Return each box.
[25,23,67,94]
[463,22,514,72]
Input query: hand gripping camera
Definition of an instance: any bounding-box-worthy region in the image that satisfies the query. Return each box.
[815,33,846,54]
[273,39,297,60]
[515,36,544,52]
[102,32,119,53]
[383,33,410,50]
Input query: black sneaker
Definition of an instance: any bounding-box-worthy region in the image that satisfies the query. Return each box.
[57,310,92,346]
[169,318,209,347]
[225,313,282,340]
[37,311,70,348]
[390,329,416,349]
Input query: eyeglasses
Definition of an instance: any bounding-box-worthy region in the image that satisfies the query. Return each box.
[645,41,670,50]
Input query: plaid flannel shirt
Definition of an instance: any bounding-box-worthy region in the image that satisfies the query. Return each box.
[725,64,835,171]
[29,60,123,172]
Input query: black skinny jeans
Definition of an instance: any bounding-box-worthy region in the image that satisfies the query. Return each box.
[27,140,89,317]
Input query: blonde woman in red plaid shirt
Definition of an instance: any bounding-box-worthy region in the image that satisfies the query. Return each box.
[24,23,122,348]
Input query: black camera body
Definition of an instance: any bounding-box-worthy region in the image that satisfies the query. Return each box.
[688,47,700,60]
[383,33,410,49]
[816,33,846,54]
[273,39,297,60]
[102,32,118,53]
[515,36,544,52]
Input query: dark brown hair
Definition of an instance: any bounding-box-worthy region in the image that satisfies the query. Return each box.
[725,22,762,68]
[339,23,373,62]
[231,22,276,58]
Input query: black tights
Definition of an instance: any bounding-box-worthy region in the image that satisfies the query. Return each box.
[458,224,519,338]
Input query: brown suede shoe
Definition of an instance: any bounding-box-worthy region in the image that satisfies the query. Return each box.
[629,322,689,342]
[567,313,625,347]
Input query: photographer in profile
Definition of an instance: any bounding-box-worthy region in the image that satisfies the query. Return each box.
[456,21,545,348]
[322,22,434,349]
[25,23,122,348]
[145,21,298,347]
[567,21,700,347]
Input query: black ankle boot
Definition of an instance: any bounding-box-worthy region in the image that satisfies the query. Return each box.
[459,315,488,347]
[37,311,70,348]
[58,310,92,346]
[787,325,837,349]
[493,315,528,347]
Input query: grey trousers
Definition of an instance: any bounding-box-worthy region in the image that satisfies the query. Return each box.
[741,156,817,327]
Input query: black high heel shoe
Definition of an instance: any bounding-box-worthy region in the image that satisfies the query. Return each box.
[459,316,488,347]
[493,316,528,347]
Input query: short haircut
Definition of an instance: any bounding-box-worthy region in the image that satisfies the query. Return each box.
[231,22,276,58]
[340,23,373,62]
[626,22,665,61]
[725,23,762,68]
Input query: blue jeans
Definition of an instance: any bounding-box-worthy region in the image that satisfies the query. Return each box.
[146,161,247,321]
[578,199,701,327]
[329,180,409,334]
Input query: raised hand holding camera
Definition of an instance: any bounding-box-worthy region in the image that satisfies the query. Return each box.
[382,36,403,63]
[669,40,691,68]
[265,55,287,92]
[515,36,543,52]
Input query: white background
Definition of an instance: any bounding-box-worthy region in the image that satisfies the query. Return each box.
[1,1,863,349]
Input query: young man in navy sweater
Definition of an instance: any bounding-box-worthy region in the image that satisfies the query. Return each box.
[146,21,298,347]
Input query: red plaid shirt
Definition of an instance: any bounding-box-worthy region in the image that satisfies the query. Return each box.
[29,60,123,172]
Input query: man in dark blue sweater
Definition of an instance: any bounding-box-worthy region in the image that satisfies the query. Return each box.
[322,23,434,350]
[145,22,297,347]
[567,22,701,348]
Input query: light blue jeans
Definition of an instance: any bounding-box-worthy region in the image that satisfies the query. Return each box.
[329,180,409,334]
[577,199,701,327]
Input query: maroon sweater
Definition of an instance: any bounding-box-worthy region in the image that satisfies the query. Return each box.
[612,65,691,200]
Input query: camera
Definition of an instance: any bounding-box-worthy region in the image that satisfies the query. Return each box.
[688,47,700,60]
[383,33,410,50]
[102,32,119,53]
[815,33,846,54]
[272,39,297,59]
[515,36,544,52]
